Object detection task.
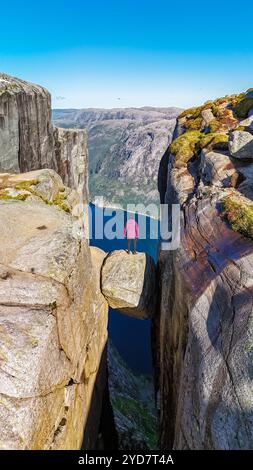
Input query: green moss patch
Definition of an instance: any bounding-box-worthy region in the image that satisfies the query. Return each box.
[179,94,243,121]
[184,117,203,131]
[198,133,229,151]
[0,190,28,201]
[112,395,157,449]
[14,179,39,191]
[234,97,253,119]
[170,131,229,168]
[208,119,220,133]
[0,180,70,213]
[223,196,253,240]
[179,106,203,120]
[169,130,203,168]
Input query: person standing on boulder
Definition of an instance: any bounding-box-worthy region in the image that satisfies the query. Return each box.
[124,214,139,254]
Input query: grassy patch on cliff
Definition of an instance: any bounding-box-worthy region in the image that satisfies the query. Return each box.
[234,97,253,119]
[112,395,157,449]
[198,133,229,151]
[169,131,229,168]
[179,93,244,121]
[170,93,249,168]
[169,130,203,167]
[223,196,253,240]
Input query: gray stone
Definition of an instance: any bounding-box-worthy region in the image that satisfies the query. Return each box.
[157,93,253,450]
[201,149,237,187]
[53,127,88,203]
[201,108,214,125]
[0,74,88,202]
[0,74,108,450]
[101,250,157,319]
[239,113,253,130]
[0,74,54,173]
[229,130,253,160]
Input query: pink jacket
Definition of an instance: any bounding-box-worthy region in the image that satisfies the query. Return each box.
[124,219,139,239]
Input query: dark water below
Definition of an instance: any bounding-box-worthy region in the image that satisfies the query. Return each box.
[89,204,160,375]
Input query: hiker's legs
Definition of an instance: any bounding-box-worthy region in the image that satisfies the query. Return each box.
[133,238,137,254]
[127,238,130,253]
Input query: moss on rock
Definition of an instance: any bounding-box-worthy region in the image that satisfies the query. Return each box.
[14,180,39,191]
[170,130,229,168]
[223,195,253,240]
[234,97,253,119]
[112,395,157,449]
[184,117,203,131]
[169,130,203,168]
[198,133,229,151]
[0,190,29,201]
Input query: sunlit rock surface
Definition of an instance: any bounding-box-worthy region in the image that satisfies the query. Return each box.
[53,127,88,203]
[156,91,253,450]
[0,73,88,199]
[0,73,54,173]
[101,250,156,320]
[0,73,108,450]
[0,170,108,449]
[229,130,253,160]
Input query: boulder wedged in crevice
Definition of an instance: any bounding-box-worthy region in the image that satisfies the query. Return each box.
[101,250,157,320]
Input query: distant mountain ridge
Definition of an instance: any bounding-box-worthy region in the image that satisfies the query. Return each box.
[53,106,182,210]
[53,106,181,125]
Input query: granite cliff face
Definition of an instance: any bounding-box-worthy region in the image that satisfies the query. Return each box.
[0,74,109,450]
[53,107,181,209]
[156,90,253,449]
[53,127,88,203]
[0,74,54,173]
[0,73,87,199]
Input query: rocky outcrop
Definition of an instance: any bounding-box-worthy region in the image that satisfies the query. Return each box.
[101,250,157,319]
[0,170,107,449]
[0,73,54,173]
[0,73,88,200]
[229,130,253,160]
[0,170,108,450]
[156,90,253,449]
[0,74,109,450]
[53,127,88,203]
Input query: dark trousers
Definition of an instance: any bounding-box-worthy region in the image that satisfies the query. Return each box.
[127,238,137,253]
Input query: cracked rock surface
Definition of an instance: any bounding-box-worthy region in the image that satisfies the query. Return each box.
[0,161,108,449]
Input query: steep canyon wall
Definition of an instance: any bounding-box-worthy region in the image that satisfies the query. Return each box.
[0,74,108,449]
[156,91,253,449]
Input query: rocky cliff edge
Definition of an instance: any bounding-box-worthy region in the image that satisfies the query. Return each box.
[156,89,253,449]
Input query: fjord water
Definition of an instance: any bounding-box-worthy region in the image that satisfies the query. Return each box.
[89,203,160,375]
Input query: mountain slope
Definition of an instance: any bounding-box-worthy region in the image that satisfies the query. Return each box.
[53,107,181,211]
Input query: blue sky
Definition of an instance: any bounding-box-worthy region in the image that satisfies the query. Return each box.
[1,0,253,109]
